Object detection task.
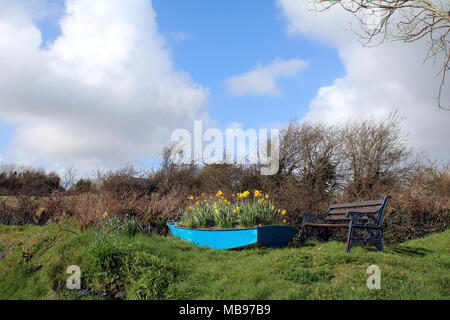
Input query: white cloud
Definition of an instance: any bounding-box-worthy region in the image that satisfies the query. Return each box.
[226,58,308,96]
[0,0,209,173]
[277,0,450,163]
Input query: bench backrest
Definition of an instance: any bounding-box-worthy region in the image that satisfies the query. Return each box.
[326,196,391,226]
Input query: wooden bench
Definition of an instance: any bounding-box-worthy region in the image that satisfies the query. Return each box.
[300,196,391,252]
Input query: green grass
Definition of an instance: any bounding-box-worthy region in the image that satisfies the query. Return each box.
[0,223,448,300]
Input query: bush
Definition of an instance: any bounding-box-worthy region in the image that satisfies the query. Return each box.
[0,168,61,196]
[99,167,156,200]
[0,196,38,225]
[383,209,449,245]
[74,179,92,193]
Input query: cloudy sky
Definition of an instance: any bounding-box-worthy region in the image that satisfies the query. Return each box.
[0,0,448,174]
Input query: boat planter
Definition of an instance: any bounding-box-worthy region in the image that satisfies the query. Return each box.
[167,222,297,249]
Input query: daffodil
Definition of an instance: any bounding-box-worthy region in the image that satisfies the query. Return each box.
[237,191,250,199]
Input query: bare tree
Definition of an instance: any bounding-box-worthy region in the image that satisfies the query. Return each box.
[311,0,450,110]
[61,164,78,191]
[278,120,341,195]
[338,113,412,199]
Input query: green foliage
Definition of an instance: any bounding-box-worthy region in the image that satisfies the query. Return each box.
[383,208,449,245]
[74,179,92,193]
[237,198,278,228]
[181,191,284,229]
[101,217,140,237]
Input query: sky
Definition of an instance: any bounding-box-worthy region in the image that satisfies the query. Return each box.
[0,0,448,175]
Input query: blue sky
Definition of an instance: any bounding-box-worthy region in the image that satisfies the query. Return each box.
[153,0,345,130]
[0,0,447,172]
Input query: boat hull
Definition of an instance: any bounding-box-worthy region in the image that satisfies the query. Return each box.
[167,222,296,249]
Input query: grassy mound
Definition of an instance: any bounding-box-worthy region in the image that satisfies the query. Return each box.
[0,223,448,300]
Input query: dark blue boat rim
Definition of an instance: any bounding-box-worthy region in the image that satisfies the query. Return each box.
[167,221,297,249]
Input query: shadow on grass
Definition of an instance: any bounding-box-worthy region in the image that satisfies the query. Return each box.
[388,246,434,257]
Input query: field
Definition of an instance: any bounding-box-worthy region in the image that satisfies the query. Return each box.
[0,223,448,300]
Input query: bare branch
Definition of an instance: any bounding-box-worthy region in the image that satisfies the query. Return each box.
[311,0,450,110]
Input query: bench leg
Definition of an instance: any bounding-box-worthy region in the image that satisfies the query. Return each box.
[323,228,332,242]
[346,225,354,253]
[347,226,383,252]
[300,225,311,244]
[374,229,383,252]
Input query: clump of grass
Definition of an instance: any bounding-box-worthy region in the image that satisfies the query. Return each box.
[100,216,140,237]
[84,236,178,299]
[126,252,177,299]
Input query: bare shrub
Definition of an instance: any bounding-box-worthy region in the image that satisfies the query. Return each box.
[61,164,78,191]
[71,190,119,227]
[134,190,188,235]
[153,145,201,198]
[98,166,156,200]
[338,114,411,200]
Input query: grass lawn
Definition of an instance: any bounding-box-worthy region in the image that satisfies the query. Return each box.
[0,223,448,300]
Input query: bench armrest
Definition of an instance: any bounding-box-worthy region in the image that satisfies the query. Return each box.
[301,212,327,224]
[346,211,380,227]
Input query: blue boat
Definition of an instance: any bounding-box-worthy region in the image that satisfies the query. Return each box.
[167,222,297,249]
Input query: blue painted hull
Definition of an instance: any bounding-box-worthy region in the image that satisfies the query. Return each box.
[167,222,296,249]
